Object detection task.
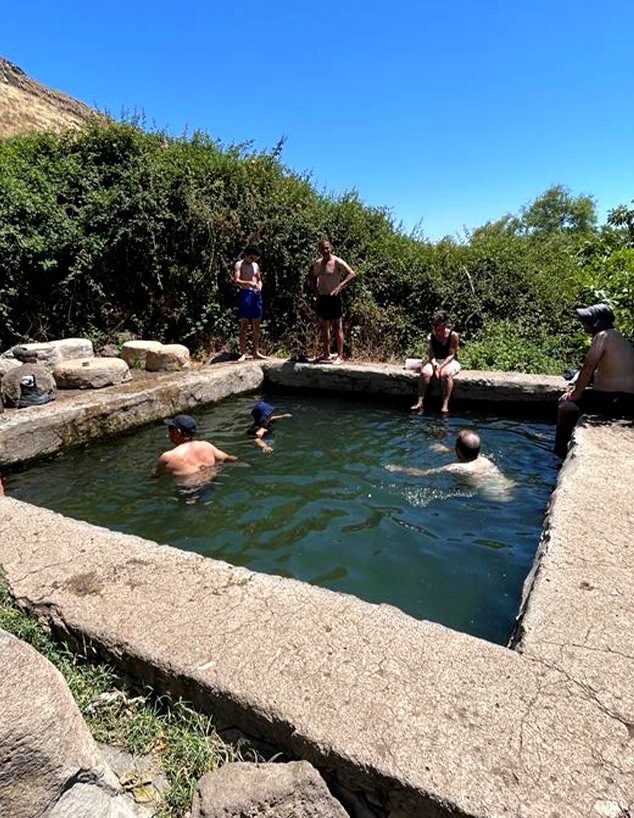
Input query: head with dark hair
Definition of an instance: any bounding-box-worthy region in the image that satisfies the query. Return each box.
[455,429,480,462]
[244,245,258,259]
[318,237,332,255]
[575,303,614,333]
[432,310,449,328]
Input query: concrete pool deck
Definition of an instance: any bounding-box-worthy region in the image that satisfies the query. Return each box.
[1,361,632,817]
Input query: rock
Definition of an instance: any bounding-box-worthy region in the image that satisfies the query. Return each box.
[53,358,131,389]
[2,339,94,370]
[204,351,242,365]
[191,761,350,818]
[121,341,164,369]
[0,358,21,380]
[0,628,145,818]
[145,344,191,372]
[97,344,121,358]
[1,364,56,408]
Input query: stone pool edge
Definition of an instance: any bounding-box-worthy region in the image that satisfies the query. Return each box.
[1,362,632,817]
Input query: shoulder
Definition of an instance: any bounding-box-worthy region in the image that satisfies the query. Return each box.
[234,259,242,270]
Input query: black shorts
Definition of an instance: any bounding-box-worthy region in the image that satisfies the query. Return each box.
[573,389,634,417]
[316,293,343,321]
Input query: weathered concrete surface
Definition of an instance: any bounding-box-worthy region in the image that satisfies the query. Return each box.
[263,360,564,409]
[0,499,630,818]
[0,364,263,467]
[0,628,147,818]
[514,418,634,737]
[192,761,350,818]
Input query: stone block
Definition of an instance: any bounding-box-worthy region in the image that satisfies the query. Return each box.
[0,364,56,408]
[1,339,94,370]
[145,344,191,371]
[53,357,131,389]
[192,761,349,818]
[121,341,164,369]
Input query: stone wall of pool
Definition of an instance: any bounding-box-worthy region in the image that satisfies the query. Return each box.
[1,361,632,817]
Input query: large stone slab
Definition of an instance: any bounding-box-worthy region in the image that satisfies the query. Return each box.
[263,360,564,410]
[121,340,163,369]
[192,761,349,817]
[1,338,94,369]
[0,498,630,818]
[0,364,263,466]
[53,357,131,389]
[145,344,191,371]
[0,363,56,408]
[0,628,145,818]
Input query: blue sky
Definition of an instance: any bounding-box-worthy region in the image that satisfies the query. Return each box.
[3,0,633,239]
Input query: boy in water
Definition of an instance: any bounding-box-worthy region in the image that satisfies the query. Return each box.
[153,414,237,486]
[248,401,292,452]
[234,246,266,362]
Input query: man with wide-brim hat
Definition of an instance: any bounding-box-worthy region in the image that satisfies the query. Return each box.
[555,303,634,456]
[153,413,237,485]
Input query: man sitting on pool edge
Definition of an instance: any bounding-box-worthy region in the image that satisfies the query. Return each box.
[386,429,514,501]
[153,414,237,485]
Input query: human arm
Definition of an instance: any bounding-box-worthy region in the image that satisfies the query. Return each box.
[253,427,273,452]
[234,261,257,289]
[254,263,263,292]
[385,464,434,477]
[561,334,605,401]
[151,453,170,478]
[331,258,356,295]
[438,332,459,373]
[212,445,237,463]
[270,413,292,420]
[427,335,440,377]
[311,261,320,298]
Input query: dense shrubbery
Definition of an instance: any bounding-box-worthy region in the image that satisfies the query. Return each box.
[0,121,631,371]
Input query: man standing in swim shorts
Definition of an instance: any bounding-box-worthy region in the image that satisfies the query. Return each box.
[312,239,357,363]
[234,246,266,362]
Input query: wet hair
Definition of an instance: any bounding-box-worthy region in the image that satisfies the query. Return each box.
[244,245,258,257]
[456,430,480,462]
[432,310,449,325]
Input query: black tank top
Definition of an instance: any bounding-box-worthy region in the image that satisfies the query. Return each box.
[431,330,454,359]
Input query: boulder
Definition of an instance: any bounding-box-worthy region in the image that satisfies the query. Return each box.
[145,344,191,372]
[1,339,94,369]
[121,341,163,369]
[1,364,56,408]
[0,358,21,380]
[0,628,145,818]
[53,358,131,389]
[97,343,121,358]
[191,761,350,818]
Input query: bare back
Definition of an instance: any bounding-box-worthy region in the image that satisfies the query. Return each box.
[159,441,221,481]
[592,329,634,393]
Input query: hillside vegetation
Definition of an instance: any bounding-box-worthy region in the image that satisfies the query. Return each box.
[1,119,632,372]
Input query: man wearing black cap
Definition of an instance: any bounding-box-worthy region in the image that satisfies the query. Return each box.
[555,304,634,456]
[153,414,237,484]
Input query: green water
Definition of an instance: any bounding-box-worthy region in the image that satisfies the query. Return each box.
[8,393,558,644]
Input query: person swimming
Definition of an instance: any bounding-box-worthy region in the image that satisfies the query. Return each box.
[153,414,237,486]
[386,429,515,501]
[248,401,292,452]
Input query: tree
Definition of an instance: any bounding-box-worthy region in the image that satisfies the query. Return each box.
[520,184,597,234]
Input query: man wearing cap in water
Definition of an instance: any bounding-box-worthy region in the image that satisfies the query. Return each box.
[248,401,292,452]
[153,414,237,484]
[555,303,634,456]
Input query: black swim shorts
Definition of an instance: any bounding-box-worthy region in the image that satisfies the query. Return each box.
[316,293,343,321]
[573,389,634,417]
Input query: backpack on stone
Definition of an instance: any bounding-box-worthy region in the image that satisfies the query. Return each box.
[18,374,55,408]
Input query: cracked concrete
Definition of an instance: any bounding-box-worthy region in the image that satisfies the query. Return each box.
[0,363,631,817]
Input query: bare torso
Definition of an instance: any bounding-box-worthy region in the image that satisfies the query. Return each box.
[313,255,344,296]
[159,441,221,484]
[592,329,634,393]
[235,259,260,290]
[442,457,515,501]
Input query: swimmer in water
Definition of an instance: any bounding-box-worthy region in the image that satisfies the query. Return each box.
[386,429,515,501]
[248,401,292,452]
[153,414,237,486]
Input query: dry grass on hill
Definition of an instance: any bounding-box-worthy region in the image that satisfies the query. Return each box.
[0,56,100,138]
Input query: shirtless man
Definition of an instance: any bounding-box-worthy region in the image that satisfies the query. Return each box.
[555,303,634,456]
[386,430,514,501]
[234,246,266,362]
[153,414,237,486]
[312,239,357,364]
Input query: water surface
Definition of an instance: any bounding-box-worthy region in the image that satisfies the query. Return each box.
[9,393,558,644]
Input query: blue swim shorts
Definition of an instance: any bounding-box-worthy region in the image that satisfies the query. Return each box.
[238,289,263,320]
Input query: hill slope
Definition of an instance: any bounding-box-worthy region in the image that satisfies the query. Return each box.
[0,57,98,138]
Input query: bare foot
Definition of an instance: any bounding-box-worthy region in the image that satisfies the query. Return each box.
[441,407,450,413]
[316,355,332,364]
[252,351,268,360]
[331,355,343,365]
[410,401,424,411]
[236,354,247,363]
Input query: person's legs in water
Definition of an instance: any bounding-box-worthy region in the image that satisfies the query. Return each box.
[411,363,433,410]
[555,399,581,457]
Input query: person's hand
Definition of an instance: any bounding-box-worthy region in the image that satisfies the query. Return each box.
[559,389,573,403]
[331,285,341,296]
[433,363,441,378]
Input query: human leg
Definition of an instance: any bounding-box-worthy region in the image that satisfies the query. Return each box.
[252,319,266,359]
[238,318,249,362]
[319,318,331,360]
[554,400,580,457]
[440,371,454,413]
[333,318,344,362]
[411,363,433,410]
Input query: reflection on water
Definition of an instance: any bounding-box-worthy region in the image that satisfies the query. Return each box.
[8,393,558,644]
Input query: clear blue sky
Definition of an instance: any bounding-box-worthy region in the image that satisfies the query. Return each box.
[3,0,633,239]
